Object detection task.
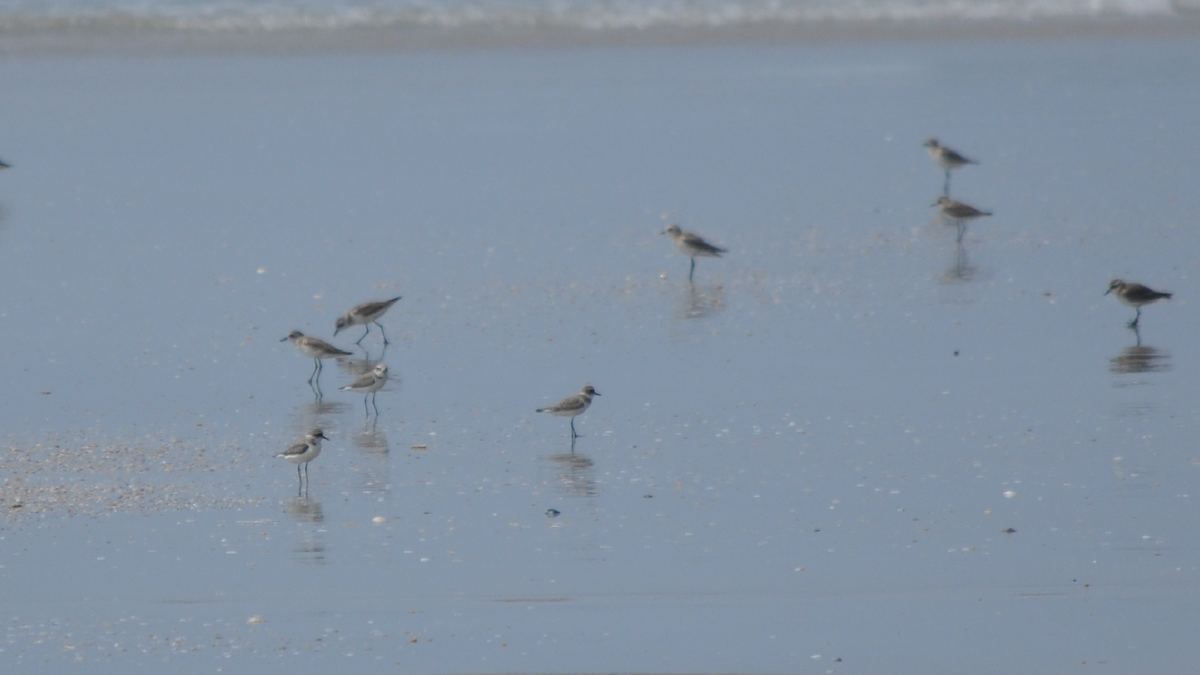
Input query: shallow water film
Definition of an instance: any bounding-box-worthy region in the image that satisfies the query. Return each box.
[1,32,1199,674]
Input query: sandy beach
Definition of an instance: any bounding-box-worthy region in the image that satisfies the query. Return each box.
[1,13,1199,674]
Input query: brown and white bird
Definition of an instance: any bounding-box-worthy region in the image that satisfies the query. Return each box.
[281,330,353,384]
[924,138,978,196]
[663,223,727,283]
[277,428,329,487]
[537,385,600,439]
[1105,279,1172,328]
[932,196,992,242]
[340,362,389,417]
[334,296,402,346]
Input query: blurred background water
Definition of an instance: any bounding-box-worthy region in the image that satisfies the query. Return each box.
[0,28,1198,675]
[0,0,1196,33]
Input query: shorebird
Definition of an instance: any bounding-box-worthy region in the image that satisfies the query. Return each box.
[281,330,352,384]
[1105,279,1172,328]
[277,428,328,487]
[933,196,992,242]
[663,223,727,283]
[334,296,402,346]
[340,363,389,417]
[924,138,978,196]
[537,385,600,439]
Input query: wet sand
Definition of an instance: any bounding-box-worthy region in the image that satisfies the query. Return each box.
[1,23,1199,674]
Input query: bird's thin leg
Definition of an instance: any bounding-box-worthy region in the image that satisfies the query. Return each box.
[376,321,390,346]
[371,392,380,417]
[308,359,319,384]
[569,434,576,454]
[362,395,369,418]
[570,418,578,439]
[357,325,370,345]
[956,221,965,243]
[688,258,696,284]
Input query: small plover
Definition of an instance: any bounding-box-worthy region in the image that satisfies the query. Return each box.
[1105,279,1172,328]
[933,196,991,241]
[537,385,600,439]
[277,428,328,486]
[340,362,389,417]
[334,296,402,346]
[281,330,353,384]
[663,224,727,283]
[925,138,978,196]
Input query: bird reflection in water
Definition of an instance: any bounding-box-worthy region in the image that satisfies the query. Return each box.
[294,398,350,434]
[351,424,391,494]
[940,236,979,284]
[352,423,389,453]
[1110,325,1171,377]
[547,447,598,498]
[337,351,382,381]
[286,495,325,523]
[674,283,725,321]
[284,496,327,565]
